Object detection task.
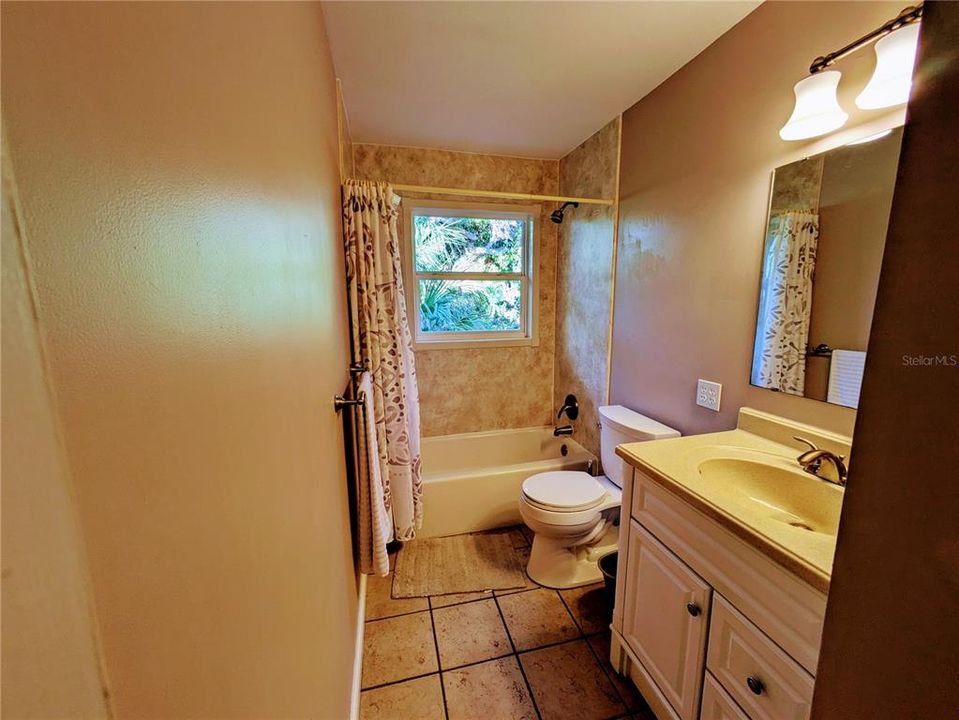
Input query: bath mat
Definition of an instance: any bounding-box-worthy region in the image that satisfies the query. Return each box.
[392,532,526,598]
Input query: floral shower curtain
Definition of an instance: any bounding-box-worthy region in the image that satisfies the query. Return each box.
[751,211,820,396]
[343,179,422,576]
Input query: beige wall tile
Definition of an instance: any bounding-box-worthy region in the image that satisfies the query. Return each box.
[554,118,620,460]
[353,144,560,436]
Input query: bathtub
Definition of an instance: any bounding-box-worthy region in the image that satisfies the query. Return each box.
[419,426,596,538]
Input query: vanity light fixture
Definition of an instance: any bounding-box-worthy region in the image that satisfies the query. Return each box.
[779,72,848,141]
[779,4,922,141]
[856,22,922,109]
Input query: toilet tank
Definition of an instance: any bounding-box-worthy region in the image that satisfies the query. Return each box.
[599,405,680,488]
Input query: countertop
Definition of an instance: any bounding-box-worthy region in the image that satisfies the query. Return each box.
[616,428,843,593]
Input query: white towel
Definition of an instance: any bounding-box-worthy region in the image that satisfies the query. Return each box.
[827,350,867,409]
[356,371,392,577]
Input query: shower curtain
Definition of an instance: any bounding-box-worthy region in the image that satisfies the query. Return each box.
[751,211,820,396]
[343,179,422,577]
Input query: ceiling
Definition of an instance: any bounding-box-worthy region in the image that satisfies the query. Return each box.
[321,1,760,159]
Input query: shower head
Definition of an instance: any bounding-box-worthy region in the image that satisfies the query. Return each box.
[550,201,579,224]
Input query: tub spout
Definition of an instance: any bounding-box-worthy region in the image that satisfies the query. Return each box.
[553,425,573,437]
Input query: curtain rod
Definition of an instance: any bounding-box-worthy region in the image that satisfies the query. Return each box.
[388,182,614,206]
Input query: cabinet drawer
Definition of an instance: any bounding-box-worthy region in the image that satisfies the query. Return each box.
[707,595,814,720]
[701,673,749,720]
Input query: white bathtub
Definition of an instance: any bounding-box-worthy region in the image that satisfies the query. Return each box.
[419,426,596,538]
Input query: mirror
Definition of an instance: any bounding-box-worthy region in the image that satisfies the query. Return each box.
[751,126,903,408]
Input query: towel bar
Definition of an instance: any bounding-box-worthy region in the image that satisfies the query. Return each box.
[334,391,366,413]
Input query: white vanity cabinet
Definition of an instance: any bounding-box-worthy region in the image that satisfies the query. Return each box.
[611,468,825,720]
[621,521,711,720]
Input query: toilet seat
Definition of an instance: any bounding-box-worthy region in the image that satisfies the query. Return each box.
[521,471,606,512]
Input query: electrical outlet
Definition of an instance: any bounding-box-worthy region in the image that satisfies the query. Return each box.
[696,379,722,412]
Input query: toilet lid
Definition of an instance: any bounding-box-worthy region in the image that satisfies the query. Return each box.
[522,471,606,512]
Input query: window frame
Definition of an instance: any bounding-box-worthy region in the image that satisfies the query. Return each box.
[403,199,539,350]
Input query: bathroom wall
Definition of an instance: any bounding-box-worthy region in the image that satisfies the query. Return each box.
[554,118,622,458]
[813,4,959,715]
[1,3,357,718]
[353,144,560,436]
[2,145,110,719]
[610,1,906,437]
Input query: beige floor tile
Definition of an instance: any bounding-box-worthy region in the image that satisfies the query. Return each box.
[560,583,611,635]
[433,598,511,669]
[360,674,446,720]
[521,640,626,720]
[587,633,653,714]
[430,590,492,608]
[366,572,429,621]
[362,611,438,688]
[497,588,579,651]
[494,546,539,595]
[443,656,537,720]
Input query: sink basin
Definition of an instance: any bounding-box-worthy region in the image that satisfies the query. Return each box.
[697,458,842,536]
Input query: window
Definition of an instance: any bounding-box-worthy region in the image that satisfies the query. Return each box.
[405,201,537,348]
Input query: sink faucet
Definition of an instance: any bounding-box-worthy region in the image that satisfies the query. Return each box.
[554,425,574,437]
[793,436,848,486]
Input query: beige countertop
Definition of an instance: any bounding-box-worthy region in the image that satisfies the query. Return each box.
[617,426,844,593]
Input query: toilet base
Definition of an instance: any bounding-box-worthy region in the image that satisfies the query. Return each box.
[526,523,619,589]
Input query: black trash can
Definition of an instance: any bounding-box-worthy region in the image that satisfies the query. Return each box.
[598,551,618,622]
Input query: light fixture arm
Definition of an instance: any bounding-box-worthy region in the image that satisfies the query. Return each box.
[809,4,923,75]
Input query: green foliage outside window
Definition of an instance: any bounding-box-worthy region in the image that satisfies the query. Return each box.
[413,215,526,333]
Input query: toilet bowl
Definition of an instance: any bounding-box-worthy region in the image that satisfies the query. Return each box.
[519,405,680,589]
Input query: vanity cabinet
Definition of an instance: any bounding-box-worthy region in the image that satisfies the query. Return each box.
[611,468,825,720]
[621,521,711,720]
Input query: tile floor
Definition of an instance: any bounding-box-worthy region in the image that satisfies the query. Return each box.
[360,526,655,720]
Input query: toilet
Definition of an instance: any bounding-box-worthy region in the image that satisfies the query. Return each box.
[519,405,680,588]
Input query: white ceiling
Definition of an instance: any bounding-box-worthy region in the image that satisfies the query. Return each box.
[322,1,760,159]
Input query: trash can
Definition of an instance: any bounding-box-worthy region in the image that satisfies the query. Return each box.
[598,551,618,622]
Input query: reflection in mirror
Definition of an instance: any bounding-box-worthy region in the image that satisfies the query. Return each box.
[751,126,903,409]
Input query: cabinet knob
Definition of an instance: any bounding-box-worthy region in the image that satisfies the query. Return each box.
[746,676,765,695]
[686,602,701,617]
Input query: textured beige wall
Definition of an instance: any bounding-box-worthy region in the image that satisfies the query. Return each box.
[1,3,357,718]
[354,144,560,436]
[1,143,110,720]
[611,1,905,437]
[554,119,621,459]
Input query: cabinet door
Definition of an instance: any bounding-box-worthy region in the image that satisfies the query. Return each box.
[622,521,711,720]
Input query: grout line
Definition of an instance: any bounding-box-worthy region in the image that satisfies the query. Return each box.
[365,607,431,624]
[360,669,440,693]
[493,594,543,720]
[427,604,450,720]
[582,633,633,715]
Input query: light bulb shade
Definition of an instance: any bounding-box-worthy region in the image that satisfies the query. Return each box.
[856,23,921,110]
[779,71,849,141]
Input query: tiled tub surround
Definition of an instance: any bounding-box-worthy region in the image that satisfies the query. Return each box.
[353,144,560,437]
[361,527,654,720]
[554,118,621,461]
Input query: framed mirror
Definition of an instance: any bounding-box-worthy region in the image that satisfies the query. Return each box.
[750,126,904,408]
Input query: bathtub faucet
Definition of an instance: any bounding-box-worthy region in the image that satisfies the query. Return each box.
[553,425,574,437]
